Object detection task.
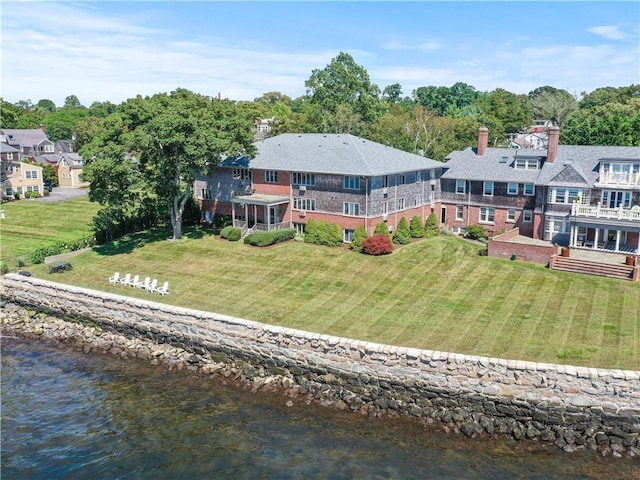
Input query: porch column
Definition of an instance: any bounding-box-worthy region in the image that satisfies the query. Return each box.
[593,229,599,250]
[570,224,577,247]
[266,205,270,230]
[615,230,621,252]
[232,202,236,227]
[253,205,257,225]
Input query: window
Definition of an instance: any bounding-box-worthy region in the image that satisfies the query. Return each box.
[17,187,23,194]
[25,170,38,179]
[293,198,316,210]
[381,201,388,215]
[293,172,316,186]
[232,168,251,180]
[507,208,516,222]
[343,202,360,216]
[455,179,466,194]
[293,223,306,235]
[27,185,39,193]
[265,170,278,183]
[545,217,570,234]
[6,153,13,160]
[383,175,389,188]
[5,187,13,196]
[200,188,212,200]
[455,205,464,220]
[343,229,355,243]
[550,187,589,204]
[479,207,495,223]
[44,144,54,153]
[523,210,533,223]
[416,171,422,182]
[398,174,406,185]
[344,176,360,190]
[396,198,405,211]
[414,194,421,207]
[507,183,518,195]
[515,158,539,170]
[524,184,535,196]
[483,181,494,196]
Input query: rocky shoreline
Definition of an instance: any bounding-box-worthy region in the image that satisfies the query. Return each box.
[3,300,639,459]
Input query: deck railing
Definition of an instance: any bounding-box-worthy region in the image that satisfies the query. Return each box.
[596,172,640,187]
[572,203,640,221]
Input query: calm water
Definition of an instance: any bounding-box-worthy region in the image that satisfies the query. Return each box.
[1,337,638,480]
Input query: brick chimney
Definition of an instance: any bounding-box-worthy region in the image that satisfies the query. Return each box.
[547,126,560,163]
[39,124,46,133]
[477,127,489,156]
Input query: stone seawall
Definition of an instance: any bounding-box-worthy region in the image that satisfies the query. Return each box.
[1,273,639,457]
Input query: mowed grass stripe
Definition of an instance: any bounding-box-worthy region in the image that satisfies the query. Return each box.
[16,224,640,370]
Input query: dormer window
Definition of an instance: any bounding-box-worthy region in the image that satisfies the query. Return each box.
[515,158,539,170]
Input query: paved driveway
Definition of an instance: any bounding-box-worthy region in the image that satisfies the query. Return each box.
[32,187,89,203]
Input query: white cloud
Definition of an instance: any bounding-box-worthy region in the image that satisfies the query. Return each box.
[588,25,628,40]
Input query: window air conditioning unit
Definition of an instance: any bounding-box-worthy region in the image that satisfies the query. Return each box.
[299,210,306,217]
[383,214,388,222]
[299,185,306,191]
[382,188,388,196]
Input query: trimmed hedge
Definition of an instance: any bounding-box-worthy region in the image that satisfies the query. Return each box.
[392,217,411,245]
[350,226,368,252]
[30,235,96,264]
[220,226,234,239]
[227,228,242,242]
[374,222,390,237]
[362,234,393,255]
[425,212,440,237]
[304,219,343,247]
[410,215,425,238]
[244,228,295,247]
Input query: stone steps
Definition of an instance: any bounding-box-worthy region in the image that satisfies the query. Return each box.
[551,256,634,281]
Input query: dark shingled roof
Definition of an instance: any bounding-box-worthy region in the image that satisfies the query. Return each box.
[225,133,442,176]
[442,145,640,187]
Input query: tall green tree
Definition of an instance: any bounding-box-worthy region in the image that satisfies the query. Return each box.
[305,52,387,134]
[528,87,577,127]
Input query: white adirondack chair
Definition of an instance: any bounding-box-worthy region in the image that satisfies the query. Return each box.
[137,276,150,289]
[119,273,131,285]
[128,275,140,287]
[154,281,169,296]
[145,278,158,292]
[108,272,120,284]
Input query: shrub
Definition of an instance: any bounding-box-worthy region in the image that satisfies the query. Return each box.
[350,226,368,252]
[213,213,232,228]
[244,228,295,247]
[220,226,234,239]
[425,213,440,237]
[362,235,393,255]
[0,262,8,275]
[465,224,486,240]
[227,228,242,242]
[392,217,411,245]
[409,216,425,238]
[13,192,20,200]
[30,235,96,264]
[373,222,390,237]
[16,257,26,268]
[304,219,343,247]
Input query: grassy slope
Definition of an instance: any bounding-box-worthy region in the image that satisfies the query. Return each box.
[0,197,99,267]
[24,227,640,370]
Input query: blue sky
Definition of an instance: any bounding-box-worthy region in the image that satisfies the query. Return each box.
[2,1,639,107]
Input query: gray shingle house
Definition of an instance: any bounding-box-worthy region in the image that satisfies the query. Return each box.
[196,133,444,240]
[441,127,640,253]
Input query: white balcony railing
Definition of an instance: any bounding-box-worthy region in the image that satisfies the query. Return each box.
[572,203,640,221]
[597,172,640,186]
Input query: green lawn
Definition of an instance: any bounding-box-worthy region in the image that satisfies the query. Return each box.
[21,225,640,370]
[0,196,99,268]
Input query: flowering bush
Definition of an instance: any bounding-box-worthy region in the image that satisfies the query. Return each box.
[362,234,393,255]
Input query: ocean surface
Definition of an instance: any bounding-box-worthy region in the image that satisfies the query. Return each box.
[2,336,638,480]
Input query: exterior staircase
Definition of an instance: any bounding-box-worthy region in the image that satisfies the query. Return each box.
[550,255,637,281]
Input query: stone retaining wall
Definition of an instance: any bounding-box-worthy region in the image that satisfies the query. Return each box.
[1,273,639,457]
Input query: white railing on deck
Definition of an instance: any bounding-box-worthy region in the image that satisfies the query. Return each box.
[572,203,640,221]
[253,221,290,231]
[597,172,640,187]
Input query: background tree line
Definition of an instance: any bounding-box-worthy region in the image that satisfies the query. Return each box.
[2,52,639,161]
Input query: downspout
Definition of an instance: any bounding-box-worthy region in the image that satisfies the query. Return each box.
[365,177,368,234]
[467,180,471,226]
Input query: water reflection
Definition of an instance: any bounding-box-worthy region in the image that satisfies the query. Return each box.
[2,337,637,479]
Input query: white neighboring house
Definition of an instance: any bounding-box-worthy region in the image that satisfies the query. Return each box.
[56,153,89,188]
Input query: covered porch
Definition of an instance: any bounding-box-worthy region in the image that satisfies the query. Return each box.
[569,203,640,254]
[231,193,291,235]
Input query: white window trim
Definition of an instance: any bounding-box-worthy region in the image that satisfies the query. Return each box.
[479,207,495,224]
[523,210,533,223]
[455,179,466,194]
[265,170,278,183]
[524,184,535,196]
[455,205,464,221]
[343,202,360,216]
[507,183,518,195]
[483,181,494,197]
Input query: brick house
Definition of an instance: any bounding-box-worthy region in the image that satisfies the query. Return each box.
[441,127,640,253]
[195,133,444,241]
